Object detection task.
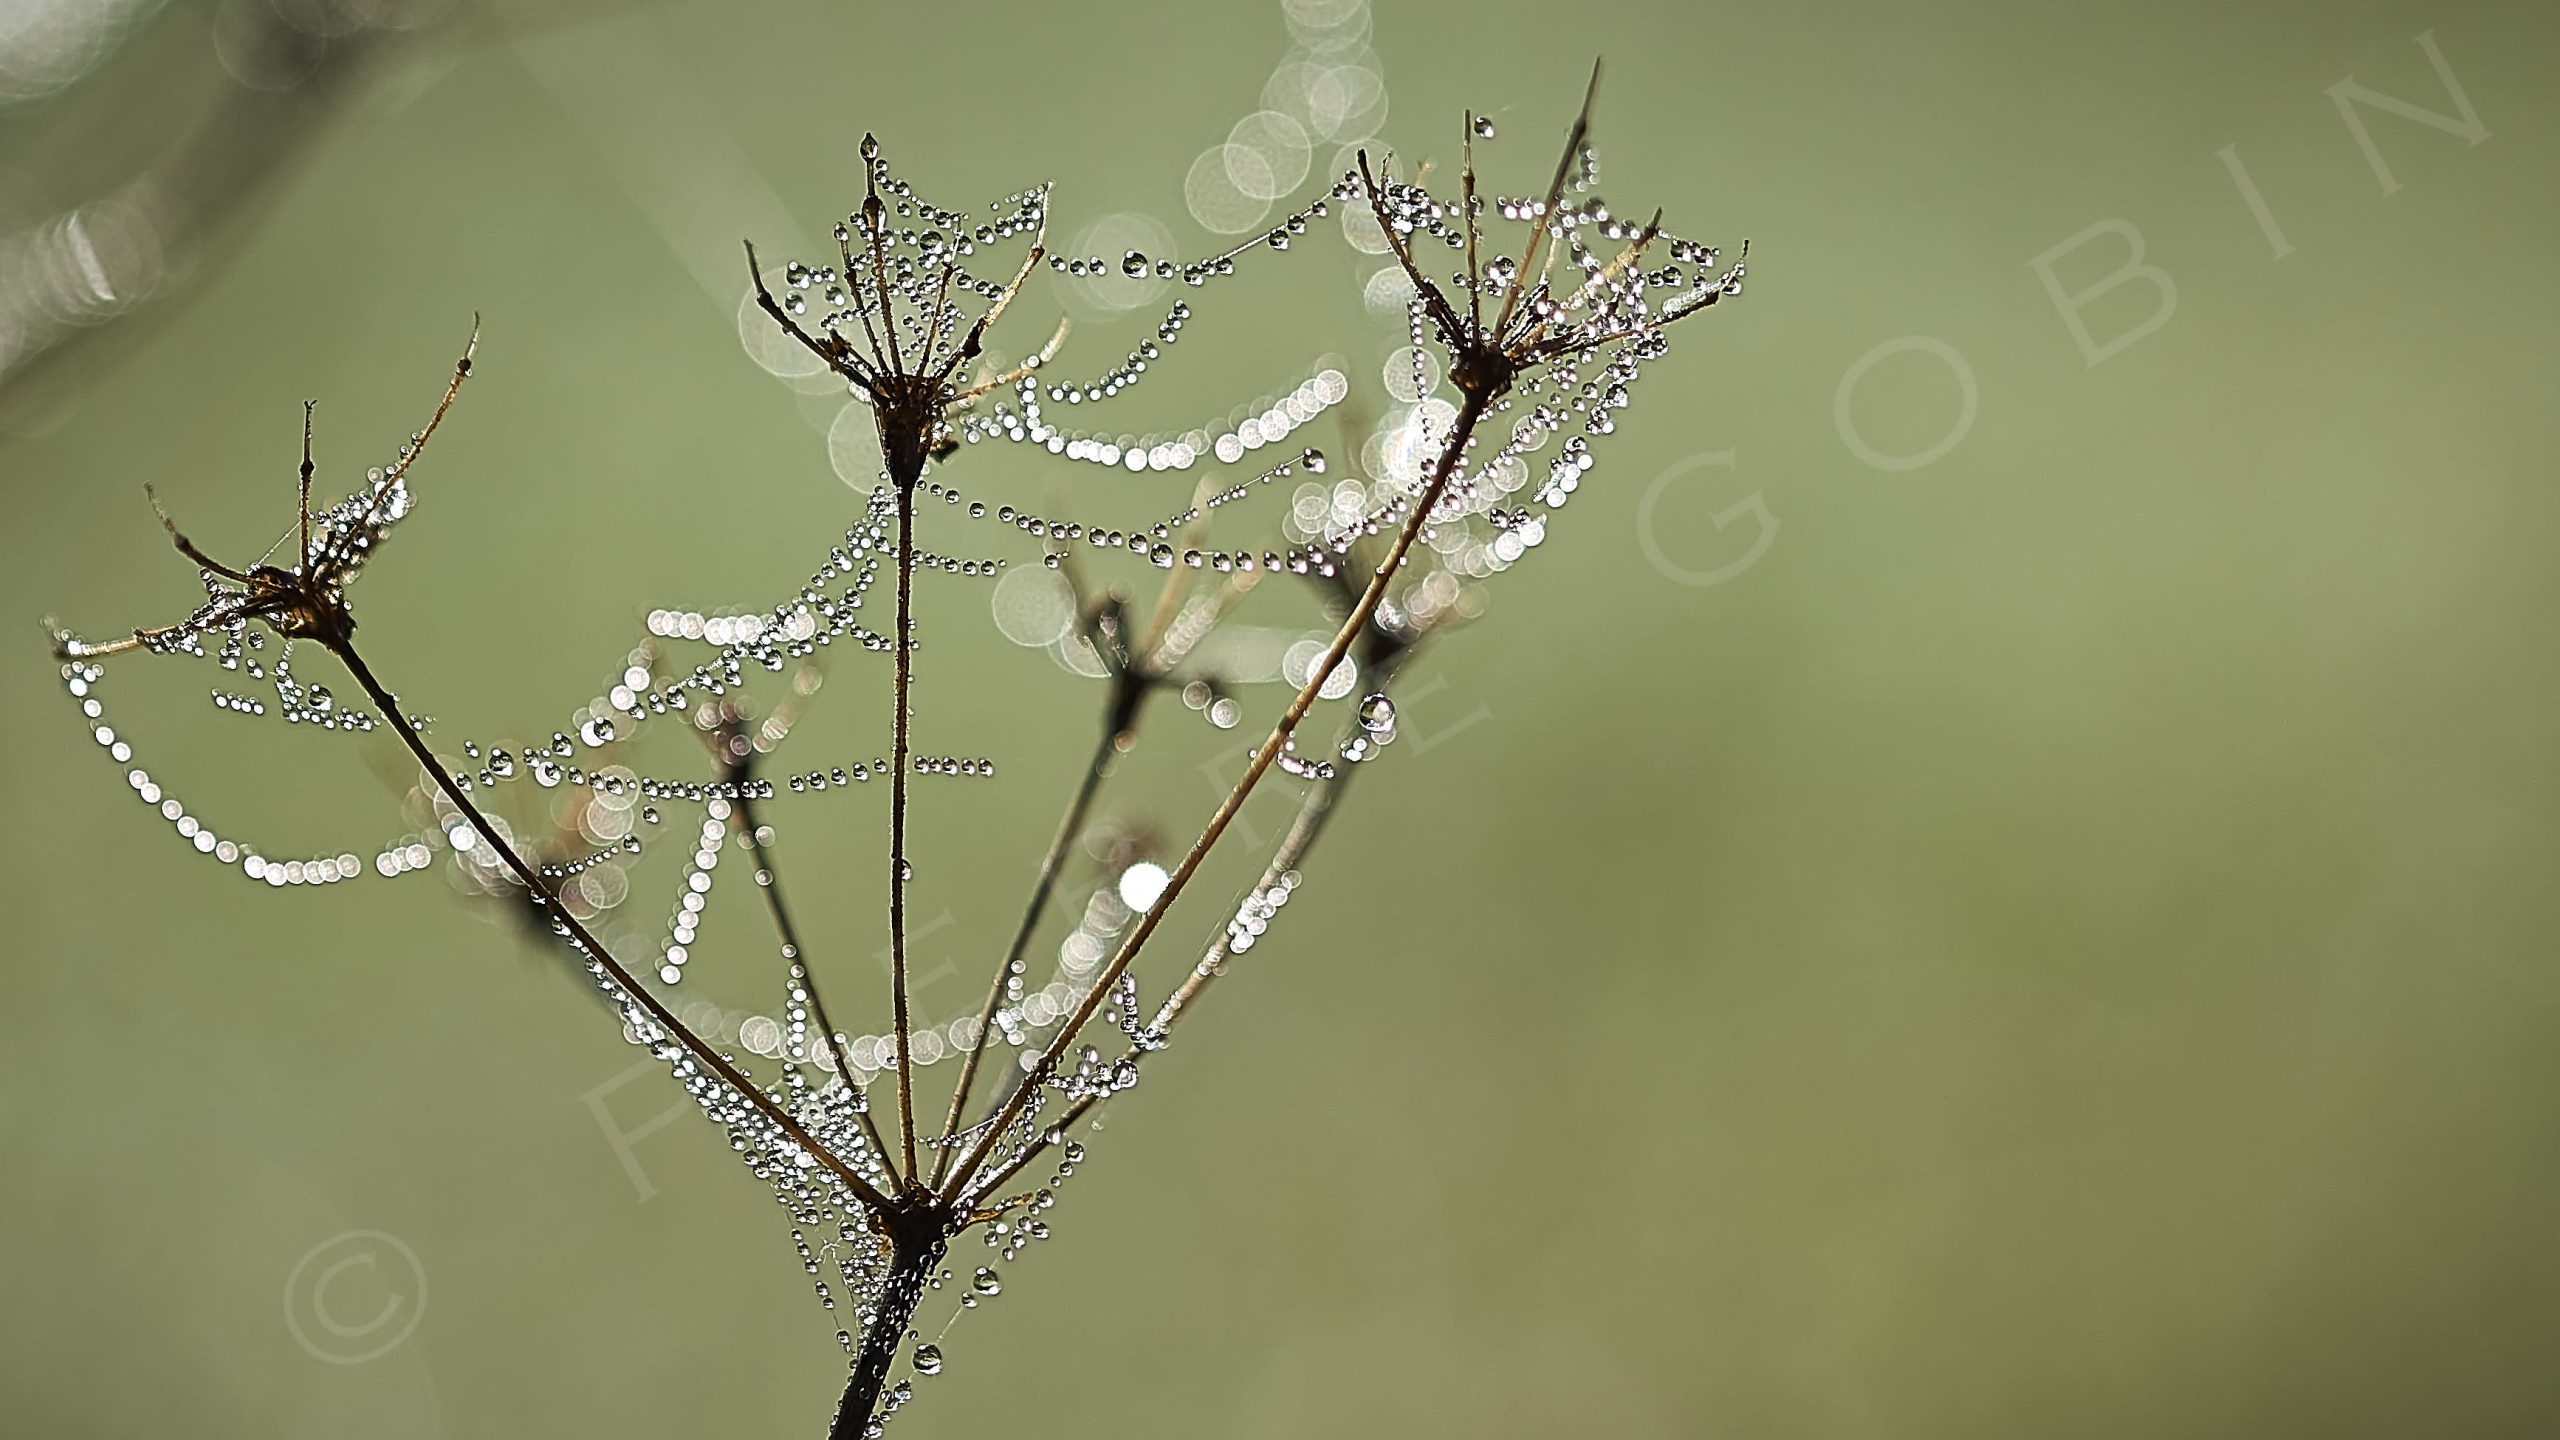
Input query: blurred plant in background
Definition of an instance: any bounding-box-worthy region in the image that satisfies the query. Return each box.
[0,0,469,422]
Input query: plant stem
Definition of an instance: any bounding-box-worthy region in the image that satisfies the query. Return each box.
[944,382,1495,1201]
[828,1224,944,1440]
[734,786,898,1174]
[324,636,895,1216]
[886,458,922,1185]
[929,680,1141,1191]
[1152,762,1351,1034]
[970,763,1353,1204]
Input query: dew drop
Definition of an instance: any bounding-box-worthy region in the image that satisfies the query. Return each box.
[913,1344,942,1376]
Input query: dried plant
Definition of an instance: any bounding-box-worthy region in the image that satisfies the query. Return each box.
[45,69,1745,1437]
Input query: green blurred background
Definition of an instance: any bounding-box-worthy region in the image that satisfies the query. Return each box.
[6,0,2558,1435]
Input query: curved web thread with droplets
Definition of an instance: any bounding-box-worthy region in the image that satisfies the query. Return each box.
[42,304,1337,909]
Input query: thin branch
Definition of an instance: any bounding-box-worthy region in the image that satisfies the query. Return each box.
[1152,766,1350,1035]
[733,785,897,1174]
[886,455,921,1184]
[1134,480,1222,662]
[1463,112,1486,343]
[323,636,896,1217]
[323,316,477,574]
[1491,60,1601,347]
[744,240,874,388]
[1356,150,1468,347]
[861,165,904,376]
[916,260,960,376]
[948,317,1068,407]
[146,484,256,583]
[52,626,158,660]
[297,400,315,575]
[1515,209,1662,357]
[837,227,895,378]
[928,682,1141,1191]
[943,381,1497,1201]
[944,227,1047,381]
[932,497,1231,1189]
[972,764,1354,1203]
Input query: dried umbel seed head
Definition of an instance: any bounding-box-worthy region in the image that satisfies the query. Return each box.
[1358,65,1745,397]
[747,133,1061,478]
[52,322,478,666]
[1330,64,1749,588]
